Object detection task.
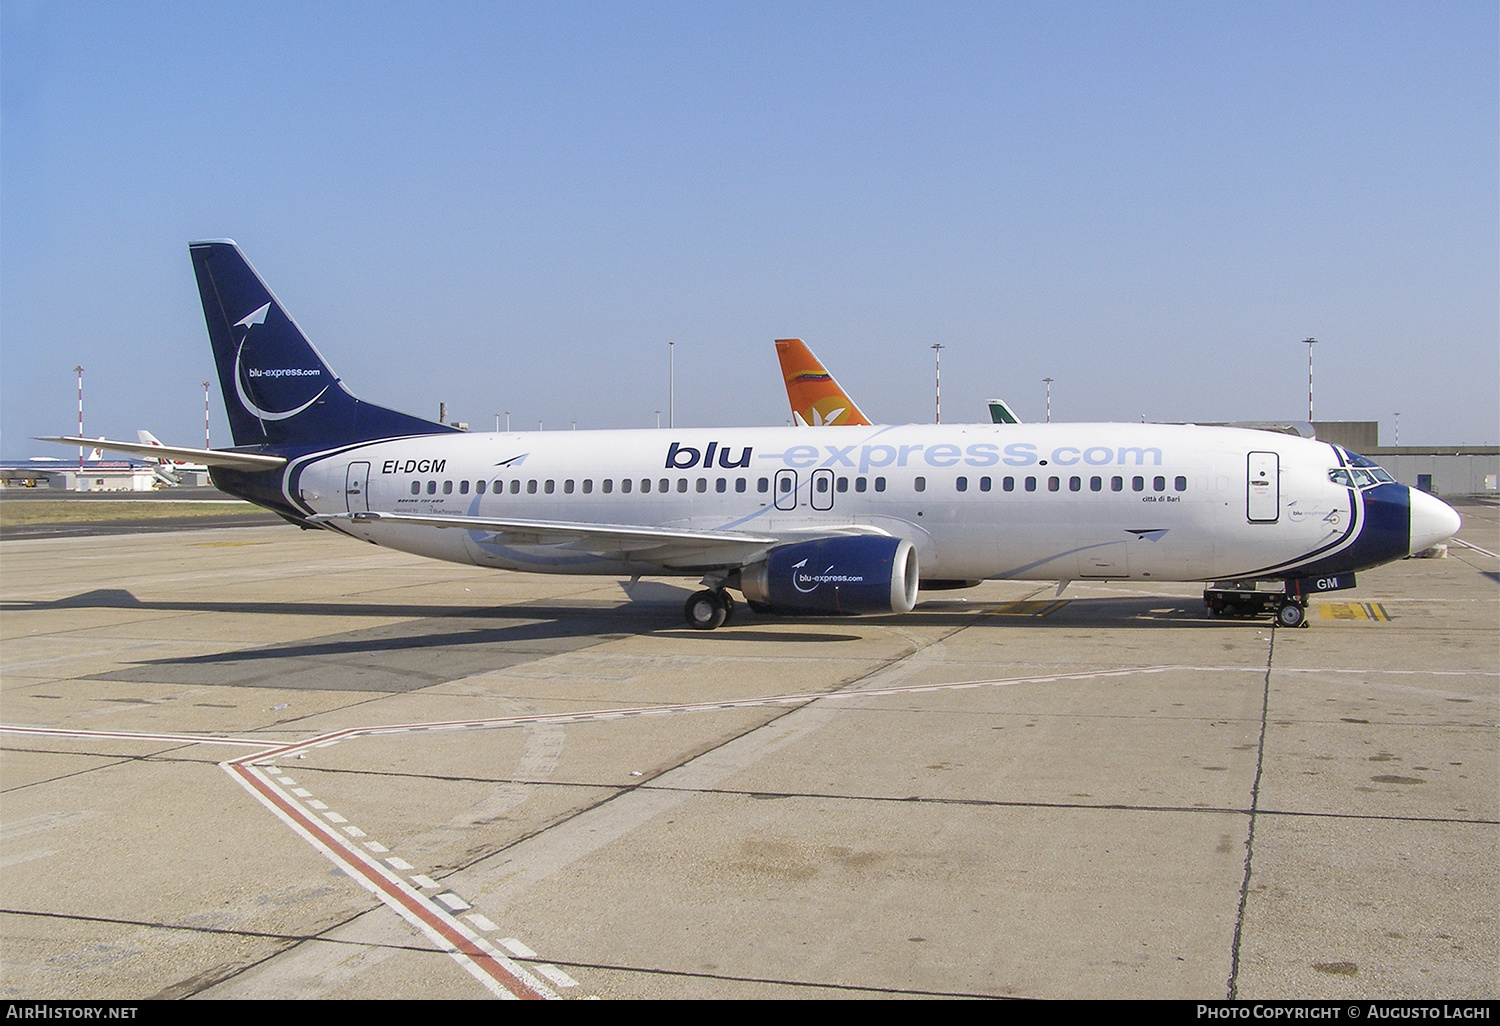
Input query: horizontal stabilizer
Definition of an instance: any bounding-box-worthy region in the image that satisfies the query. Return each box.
[35,436,286,471]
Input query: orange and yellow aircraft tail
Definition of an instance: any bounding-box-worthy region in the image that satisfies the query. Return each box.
[774,338,872,426]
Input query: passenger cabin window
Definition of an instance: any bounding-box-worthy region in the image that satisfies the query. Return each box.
[1175,476,1187,491]
[980,477,991,492]
[476,480,486,495]
[1132,476,1144,492]
[914,476,926,492]
[735,479,746,493]
[874,477,886,492]
[410,481,420,495]
[443,481,453,494]
[955,476,968,492]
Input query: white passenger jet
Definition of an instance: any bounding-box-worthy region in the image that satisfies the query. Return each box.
[43,241,1461,630]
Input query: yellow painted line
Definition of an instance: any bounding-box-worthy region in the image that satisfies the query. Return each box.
[985,600,1069,618]
[1316,602,1392,622]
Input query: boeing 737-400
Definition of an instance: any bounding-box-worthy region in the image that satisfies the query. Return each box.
[43,241,1462,630]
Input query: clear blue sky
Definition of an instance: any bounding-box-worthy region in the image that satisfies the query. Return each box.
[3,1,1496,455]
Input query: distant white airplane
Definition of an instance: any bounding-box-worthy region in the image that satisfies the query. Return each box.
[136,429,208,485]
[44,241,1461,630]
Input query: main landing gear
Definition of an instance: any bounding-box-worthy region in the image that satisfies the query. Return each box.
[684,589,735,630]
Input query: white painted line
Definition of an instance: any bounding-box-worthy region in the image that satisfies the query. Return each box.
[290,788,312,798]
[342,825,366,838]
[535,965,578,988]
[0,725,269,747]
[467,914,499,933]
[364,841,389,853]
[278,778,297,786]
[411,875,439,889]
[324,812,347,824]
[1452,537,1499,559]
[386,857,413,871]
[307,800,328,810]
[435,892,471,912]
[500,938,537,958]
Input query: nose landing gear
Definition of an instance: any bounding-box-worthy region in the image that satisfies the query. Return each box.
[1275,600,1307,628]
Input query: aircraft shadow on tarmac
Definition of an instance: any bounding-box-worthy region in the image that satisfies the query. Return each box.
[10,589,1270,695]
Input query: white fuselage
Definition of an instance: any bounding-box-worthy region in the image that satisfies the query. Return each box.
[282,422,1382,584]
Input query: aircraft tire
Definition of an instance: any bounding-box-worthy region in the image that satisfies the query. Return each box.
[685,590,728,630]
[1276,601,1306,629]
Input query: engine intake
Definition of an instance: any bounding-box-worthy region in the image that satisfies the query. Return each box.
[735,536,918,615]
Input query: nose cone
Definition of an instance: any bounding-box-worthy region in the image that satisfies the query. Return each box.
[1408,488,1461,555]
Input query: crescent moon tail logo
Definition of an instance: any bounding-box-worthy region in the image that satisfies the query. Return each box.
[233,340,328,423]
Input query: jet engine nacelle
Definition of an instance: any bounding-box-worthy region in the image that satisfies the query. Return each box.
[736,536,919,615]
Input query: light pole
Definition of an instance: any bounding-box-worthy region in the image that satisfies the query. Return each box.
[1394,412,1400,446]
[668,341,675,429]
[495,413,501,432]
[204,382,211,448]
[1304,337,1317,421]
[930,343,944,423]
[74,365,84,471]
[655,410,661,429]
[1043,377,1053,423]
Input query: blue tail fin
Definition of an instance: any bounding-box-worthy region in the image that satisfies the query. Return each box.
[191,240,456,449]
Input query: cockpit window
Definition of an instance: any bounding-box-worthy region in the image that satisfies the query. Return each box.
[1329,466,1396,490]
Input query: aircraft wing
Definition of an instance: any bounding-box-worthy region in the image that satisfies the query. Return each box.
[35,436,286,472]
[309,510,881,569]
